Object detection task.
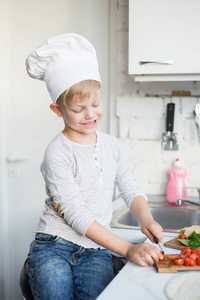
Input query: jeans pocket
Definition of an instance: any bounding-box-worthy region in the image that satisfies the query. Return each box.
[35,233,60,245]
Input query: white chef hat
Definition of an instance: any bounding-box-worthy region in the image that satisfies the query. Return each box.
[25,33,101,102]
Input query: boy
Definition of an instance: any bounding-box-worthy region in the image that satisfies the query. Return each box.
[25,33,163,300]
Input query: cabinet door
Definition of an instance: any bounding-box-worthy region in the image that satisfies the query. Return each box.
[129,0,200,76]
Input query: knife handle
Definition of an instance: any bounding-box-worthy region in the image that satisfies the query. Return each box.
[153,236,159,244]
[153,235,165,253]
[166,103,175,132]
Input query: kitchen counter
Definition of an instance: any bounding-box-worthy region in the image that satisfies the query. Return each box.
[97,232,198,300]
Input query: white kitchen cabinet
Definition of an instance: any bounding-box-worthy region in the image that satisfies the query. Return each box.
[129,0,200,81]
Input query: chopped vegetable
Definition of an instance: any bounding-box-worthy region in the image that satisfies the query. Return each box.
[174,258,184,266]
[181,246,192,256]
[181,247,200,266]
[160,251,166,260]
[159,247,200,267]
[196,258,200,266]
[168,255,178,262]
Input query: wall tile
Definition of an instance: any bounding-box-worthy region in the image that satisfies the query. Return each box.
[129,117,163,139]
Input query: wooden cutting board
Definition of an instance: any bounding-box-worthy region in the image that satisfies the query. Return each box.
[154,255,200,273]
[164,238,184,250]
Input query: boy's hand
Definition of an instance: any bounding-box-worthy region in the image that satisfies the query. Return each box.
[126,243,163,267]
[85,220,163,267]
[140,219,163,244]
[129,196,163,243]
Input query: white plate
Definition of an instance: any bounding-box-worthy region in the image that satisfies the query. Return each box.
[165,273,200,300]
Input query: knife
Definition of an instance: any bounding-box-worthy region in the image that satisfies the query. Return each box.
[153,236,165,254]
[166,103,175,132]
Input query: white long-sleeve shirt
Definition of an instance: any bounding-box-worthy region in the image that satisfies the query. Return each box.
[36,131,147,248]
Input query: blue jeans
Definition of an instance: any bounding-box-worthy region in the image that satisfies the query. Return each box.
[27,233,115,300]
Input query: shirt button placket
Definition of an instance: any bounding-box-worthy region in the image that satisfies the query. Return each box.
[93,144,103,176]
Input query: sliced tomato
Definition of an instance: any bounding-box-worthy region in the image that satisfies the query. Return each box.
[182,247,192,256]
[196,248,200,258]
[159,251,166,260]
[184,258,191,266]
[174,258,184,266]
[190,259,196,266]
[178,253,186,258]
[190,253,197,260]
[168,255,178,261]
[196,258,200,266]
[181,246,189,253]
[178,233,187,239]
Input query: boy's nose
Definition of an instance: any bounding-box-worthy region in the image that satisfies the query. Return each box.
[85,108,94,119]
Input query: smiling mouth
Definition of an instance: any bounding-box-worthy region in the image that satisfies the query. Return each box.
[81,119,97,127]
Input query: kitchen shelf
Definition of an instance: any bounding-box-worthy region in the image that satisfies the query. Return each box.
[145,94,200,98]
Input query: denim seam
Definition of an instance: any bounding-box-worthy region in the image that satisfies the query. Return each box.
[71,271,80,300]
[29,264,39,300]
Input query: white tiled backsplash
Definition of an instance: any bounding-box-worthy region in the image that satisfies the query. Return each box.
[112,0,200,197]
[117,95,200,196]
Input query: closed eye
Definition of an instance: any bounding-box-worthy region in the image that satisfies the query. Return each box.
[72,109,82,113]
[69,106,83,113]
[93,103,100,107]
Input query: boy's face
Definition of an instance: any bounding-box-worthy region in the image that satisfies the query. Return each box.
[61,89,103,141]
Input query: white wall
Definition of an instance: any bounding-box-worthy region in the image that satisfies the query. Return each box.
[110,0,200,197]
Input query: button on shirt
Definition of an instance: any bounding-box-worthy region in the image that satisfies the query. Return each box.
[37,131,146,248]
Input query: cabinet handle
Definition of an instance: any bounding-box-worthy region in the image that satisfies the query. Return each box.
[139,60,173,65]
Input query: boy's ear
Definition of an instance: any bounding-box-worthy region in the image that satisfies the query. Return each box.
[50,103,63,117]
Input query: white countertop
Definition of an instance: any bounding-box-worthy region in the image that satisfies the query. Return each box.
[97,232,198,300]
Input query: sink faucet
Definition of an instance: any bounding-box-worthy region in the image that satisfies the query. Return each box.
[176,199,200,207]
[176,187,200,207]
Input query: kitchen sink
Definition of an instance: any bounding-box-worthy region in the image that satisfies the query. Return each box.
[111,202,200,232]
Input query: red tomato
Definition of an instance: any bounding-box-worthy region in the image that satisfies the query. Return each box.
[174,258,184,266]
[182,247,192,256]
[184,258,191,266]
[168,255,178,262]
[181,246,189,253]
[190,253,197,260]
[177,253,186,260]
[190,259,196,266]
[196,258,200,266]
[196,248,200,258]
[159,251,166,260]
[178,233,187,239]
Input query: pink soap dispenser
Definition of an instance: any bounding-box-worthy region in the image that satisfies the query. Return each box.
[166,158,187,204]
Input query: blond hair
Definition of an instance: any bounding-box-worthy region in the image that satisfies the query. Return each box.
[56,80,102,107]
